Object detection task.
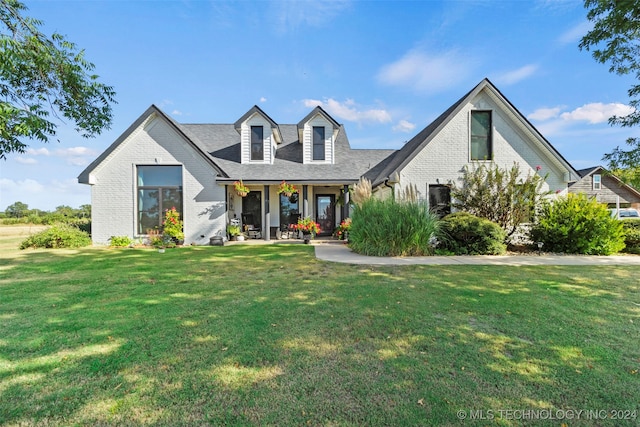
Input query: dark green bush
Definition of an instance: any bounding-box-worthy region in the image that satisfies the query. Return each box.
[530,194,625,255]
[349,198,441,256]
[19,223,92,249]
[439,212,507,255]
[621,219,640,254]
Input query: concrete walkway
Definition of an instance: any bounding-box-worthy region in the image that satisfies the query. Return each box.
[313,242,640,266]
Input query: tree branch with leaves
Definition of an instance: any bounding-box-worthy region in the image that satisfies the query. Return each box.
[0,0,116,159]
[579,0,640,187]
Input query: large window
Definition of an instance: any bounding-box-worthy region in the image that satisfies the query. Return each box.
[137,165,182,234]
[313,126,325,160]
[470,110,492,160]
[251,126,264,161]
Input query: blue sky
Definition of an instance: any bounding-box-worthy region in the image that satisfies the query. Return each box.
[2,0,639,211]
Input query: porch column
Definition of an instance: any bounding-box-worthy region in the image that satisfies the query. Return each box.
[302,185,309,218]
[342,185,350,220]
[264,185,270,241]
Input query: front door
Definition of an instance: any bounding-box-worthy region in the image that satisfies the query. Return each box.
[242,191,262,229]
[315,195,335,236]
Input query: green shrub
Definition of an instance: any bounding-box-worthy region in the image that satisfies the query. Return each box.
[439,212,507,255]
[109,235,133,247]
[19,223,92,249]
[349,198,441,256]
[530,194,625,255]
[621,219,640,254]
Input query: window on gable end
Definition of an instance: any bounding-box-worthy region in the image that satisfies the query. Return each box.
[470,110,492,160]
[313,126,325,161]
[593,174,601,190]
[251,126,264,161]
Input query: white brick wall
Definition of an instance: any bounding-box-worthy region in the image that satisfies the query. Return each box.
[398,91,568,200]
[88,114,226,245]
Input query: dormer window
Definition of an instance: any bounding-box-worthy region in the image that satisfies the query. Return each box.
[470,110,492,160]
[251,126,264,161]
[313,126,325,160]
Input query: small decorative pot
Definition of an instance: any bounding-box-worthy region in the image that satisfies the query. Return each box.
[158,248,165,253]
[237,191,248,197]
[303,233,311,244]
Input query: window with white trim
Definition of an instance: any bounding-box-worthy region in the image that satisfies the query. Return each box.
[470,110,492,160]
[137,165,182,234]
[593,174,601,190]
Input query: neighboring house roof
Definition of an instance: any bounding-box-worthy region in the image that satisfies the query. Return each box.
[365,78,579,186]
[571,165,640,199]
[182,122,394,183]
[78,105,228,184]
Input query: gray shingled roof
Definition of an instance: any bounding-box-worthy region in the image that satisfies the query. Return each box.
[180,122,394,183]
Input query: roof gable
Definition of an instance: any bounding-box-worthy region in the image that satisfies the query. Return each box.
[78,105,227,184]
[234,105,282,143]
[366,78,579,186]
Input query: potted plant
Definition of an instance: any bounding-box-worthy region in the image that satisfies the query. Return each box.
[334,217,351,241]
[234,180,249,197]
[294,217,320,244]
[277,180,297,197]
[162,207,184,244]
[226,224,241,241]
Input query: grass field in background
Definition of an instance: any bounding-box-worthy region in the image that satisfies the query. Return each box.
[1,228,639,426]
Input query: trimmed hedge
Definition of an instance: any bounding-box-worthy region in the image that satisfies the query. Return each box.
[439,212,507,255]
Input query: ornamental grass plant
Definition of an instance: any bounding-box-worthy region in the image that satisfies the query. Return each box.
[349,197,441,256]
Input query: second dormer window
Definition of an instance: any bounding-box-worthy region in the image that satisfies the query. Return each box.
[251,126,264,161]
[313,126,325,160]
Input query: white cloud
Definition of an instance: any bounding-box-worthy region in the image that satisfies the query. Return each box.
[260,97,267,103]
[171,110,183,116]
[377,49,474,93]
[495,64,539,85]
[560,103,634,124]
[528,106,563,121]
[392,119,416,133]
[0,177,90,211]
[26,147,51,156]
[273,0,351,32]
[0,178,45,194]
[558,20,592,45]
[302,98,392,124]
[54,147,98,157]
[16,157,38,165]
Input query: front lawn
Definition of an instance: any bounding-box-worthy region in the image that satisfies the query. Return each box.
[1,239,638,425]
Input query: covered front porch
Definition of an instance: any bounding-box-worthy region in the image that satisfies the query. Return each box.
[223,181,352,241]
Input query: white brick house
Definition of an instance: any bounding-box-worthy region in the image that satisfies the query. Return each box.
[79,79,578,245]
[365,79,577,214]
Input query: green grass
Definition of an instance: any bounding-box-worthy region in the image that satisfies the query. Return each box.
[1,234,639,426]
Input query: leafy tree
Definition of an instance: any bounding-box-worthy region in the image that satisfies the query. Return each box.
[0,0,116,159]
[79,204,91,218]
[54,205,74,217]
[579,0,640,183]
[5,200,27,217]
[450,162,550,237]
